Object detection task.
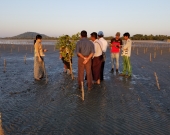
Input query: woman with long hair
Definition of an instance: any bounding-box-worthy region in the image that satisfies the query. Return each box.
[34,34,47,80]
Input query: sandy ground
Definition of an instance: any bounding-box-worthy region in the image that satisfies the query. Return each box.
[0,42,170,135]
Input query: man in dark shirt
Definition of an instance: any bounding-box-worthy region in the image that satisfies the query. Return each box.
[76,30,95,90]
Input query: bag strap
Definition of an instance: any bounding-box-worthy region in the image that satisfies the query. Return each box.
[95,41,103,53]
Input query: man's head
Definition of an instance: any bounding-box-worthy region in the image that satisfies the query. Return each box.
[115,32,120,40]
[90,32,97,41]
[123,32,130,40]
[81,30,87,38]
[98,31,104,38]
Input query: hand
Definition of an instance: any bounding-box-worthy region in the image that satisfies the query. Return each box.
[59,55,62,59]
[83,57,88,64]
[44,49,48,52]
[39,57,42,62]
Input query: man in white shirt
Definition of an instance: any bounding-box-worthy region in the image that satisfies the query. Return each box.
[98,31,108,81]
[90,32,103,84]
[119,32,132,78]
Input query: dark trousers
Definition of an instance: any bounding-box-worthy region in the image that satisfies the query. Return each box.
[92,56,102,81]
[78,57,92,88]
[62,57,72,69]
[100,61,105,80]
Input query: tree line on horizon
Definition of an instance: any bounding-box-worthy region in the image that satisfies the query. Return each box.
[104,34,170,41]
[1,32,169,41]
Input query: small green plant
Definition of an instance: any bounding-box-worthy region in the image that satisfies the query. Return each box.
[56,33,80,79]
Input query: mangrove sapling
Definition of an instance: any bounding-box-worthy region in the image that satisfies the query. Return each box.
[56,33,80,80]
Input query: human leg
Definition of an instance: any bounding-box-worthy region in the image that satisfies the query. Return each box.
[115,53,120,71]
[78,57,85,88]
[85,59,93,89]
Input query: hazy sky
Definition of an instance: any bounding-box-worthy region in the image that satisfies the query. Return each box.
[0,0,170,37]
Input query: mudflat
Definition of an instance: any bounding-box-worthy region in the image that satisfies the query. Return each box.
[0,42,170,135]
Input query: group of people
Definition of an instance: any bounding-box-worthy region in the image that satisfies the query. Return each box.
[76,30,132,90]
[33,31,132,90]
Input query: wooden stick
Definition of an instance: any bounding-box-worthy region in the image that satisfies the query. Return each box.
[24,55,27,64]
[137,48,138,55]
[69,60,74,80]
[154,52,156,59]
[81,82,84,101]
[4,59,6,73]
[150,53,152,62]
[154,72,160,90]
[42,61,48,84]
[0,113,4,135]
[144,48,145,54]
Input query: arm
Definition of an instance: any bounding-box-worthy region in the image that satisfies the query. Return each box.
[119,39,123,48]
[103,41,108,52]
[123,40,131,50]
[83,53,94,64]
[83,42,95,64]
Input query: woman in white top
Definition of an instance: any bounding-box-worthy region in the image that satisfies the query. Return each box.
[34,35,47,80]
[90,32,103,84]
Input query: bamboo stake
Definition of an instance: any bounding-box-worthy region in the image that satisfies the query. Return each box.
[24,55,27,64]
[42,61,48,84]
[4,59,6,73]
[81,82,84,101]
[150,53,152,62]
[154,52,156,59]
[0,113,4,135]
[154,72,160,90]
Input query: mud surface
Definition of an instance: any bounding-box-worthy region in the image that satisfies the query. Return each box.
[0,43,170,135]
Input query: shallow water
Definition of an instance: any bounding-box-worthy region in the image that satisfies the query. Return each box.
[0,43,170,134]
[0,39,57,45]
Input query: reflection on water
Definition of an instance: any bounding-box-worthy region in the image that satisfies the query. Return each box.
[0,39,57,45]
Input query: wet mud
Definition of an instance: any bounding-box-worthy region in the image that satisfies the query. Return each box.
[0,42,170,135]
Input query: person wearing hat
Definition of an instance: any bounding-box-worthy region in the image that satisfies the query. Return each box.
[98,31,108,81]
[110,32,123,73]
